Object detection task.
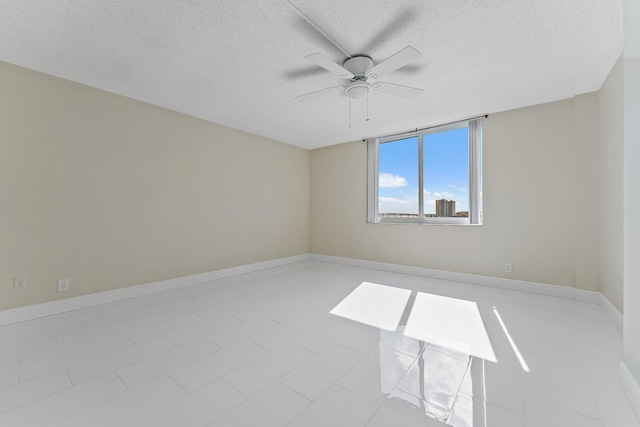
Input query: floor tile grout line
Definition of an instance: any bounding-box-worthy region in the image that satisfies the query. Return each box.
[115,339,224,390]
[0,371,128,423]
[361,400,386,427]
[164,340,265,395]
[594,397,640,423]
[119,374,190,426]
[276,378,316,404]
[218,341,314,399]
[201,379,249,426]
[165,373,189,396]
[525,395,604,421]
[65,335,179,386]
[334,345,418,406]
[0,369,74,416]
[63,367,74,387]
[113,369,131,391]
[219,376,252,402]
[457,389,525,417]
[444,355,474,423]
[203,316,283,347]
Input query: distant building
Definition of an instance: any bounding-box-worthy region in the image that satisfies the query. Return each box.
[435,199,456,217]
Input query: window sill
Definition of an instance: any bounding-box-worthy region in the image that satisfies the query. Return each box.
[369,220,482,226]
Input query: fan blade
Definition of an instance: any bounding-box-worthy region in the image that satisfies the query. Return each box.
[306,54,354,79]
[373,82,424,99]
[282,65,327,80]
[360,9,417,54]
[366,46,422,80]
[295,85,345,102]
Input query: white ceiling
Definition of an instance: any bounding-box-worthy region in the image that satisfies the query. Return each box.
[0,0,623,149]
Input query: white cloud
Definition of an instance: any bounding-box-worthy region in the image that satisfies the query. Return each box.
[449,184,468,193]
[430,191,455,199]
[379,173,408,188]
[379,195,418,214]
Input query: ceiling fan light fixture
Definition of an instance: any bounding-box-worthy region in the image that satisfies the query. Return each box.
[345,83,369,99]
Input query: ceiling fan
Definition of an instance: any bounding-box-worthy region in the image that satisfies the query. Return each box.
[287,1,424,124]
[295,47,424,103]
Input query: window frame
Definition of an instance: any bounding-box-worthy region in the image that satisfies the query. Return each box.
[367,118,483,225]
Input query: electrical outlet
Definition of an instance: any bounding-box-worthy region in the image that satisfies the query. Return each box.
[57,278,69,292]
[14,277,26,291]
[504,263,513,273]
[283,246,288,254]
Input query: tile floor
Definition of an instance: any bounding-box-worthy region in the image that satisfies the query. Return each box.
[0,260,637,426]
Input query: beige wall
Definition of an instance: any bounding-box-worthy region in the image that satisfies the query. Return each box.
[623,56,640,392]
[574,93,600,292]
[623,0,640,387]
[311,96,600,289]
[0,61,309,311]
[598,57,625,313]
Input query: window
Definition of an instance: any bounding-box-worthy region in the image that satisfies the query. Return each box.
[367,118,483,225]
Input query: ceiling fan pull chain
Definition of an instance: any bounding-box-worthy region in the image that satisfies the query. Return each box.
[349,98,352,128]
[366,92,370,121]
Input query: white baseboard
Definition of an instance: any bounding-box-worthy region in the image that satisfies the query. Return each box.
[311,254,576,297]
[574,289,601,304]
[620,362,640,421]
[575,289,623,332]
[0,254,310,327]
[311,254,624,330]
[599,293,624,332]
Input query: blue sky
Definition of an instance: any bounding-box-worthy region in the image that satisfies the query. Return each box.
[379,127,469,214]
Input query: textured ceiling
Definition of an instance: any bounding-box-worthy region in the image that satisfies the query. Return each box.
[0,0,623,149]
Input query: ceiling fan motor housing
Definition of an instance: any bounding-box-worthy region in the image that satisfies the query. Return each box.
[344,56,373,99]
[343,56,374,77]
